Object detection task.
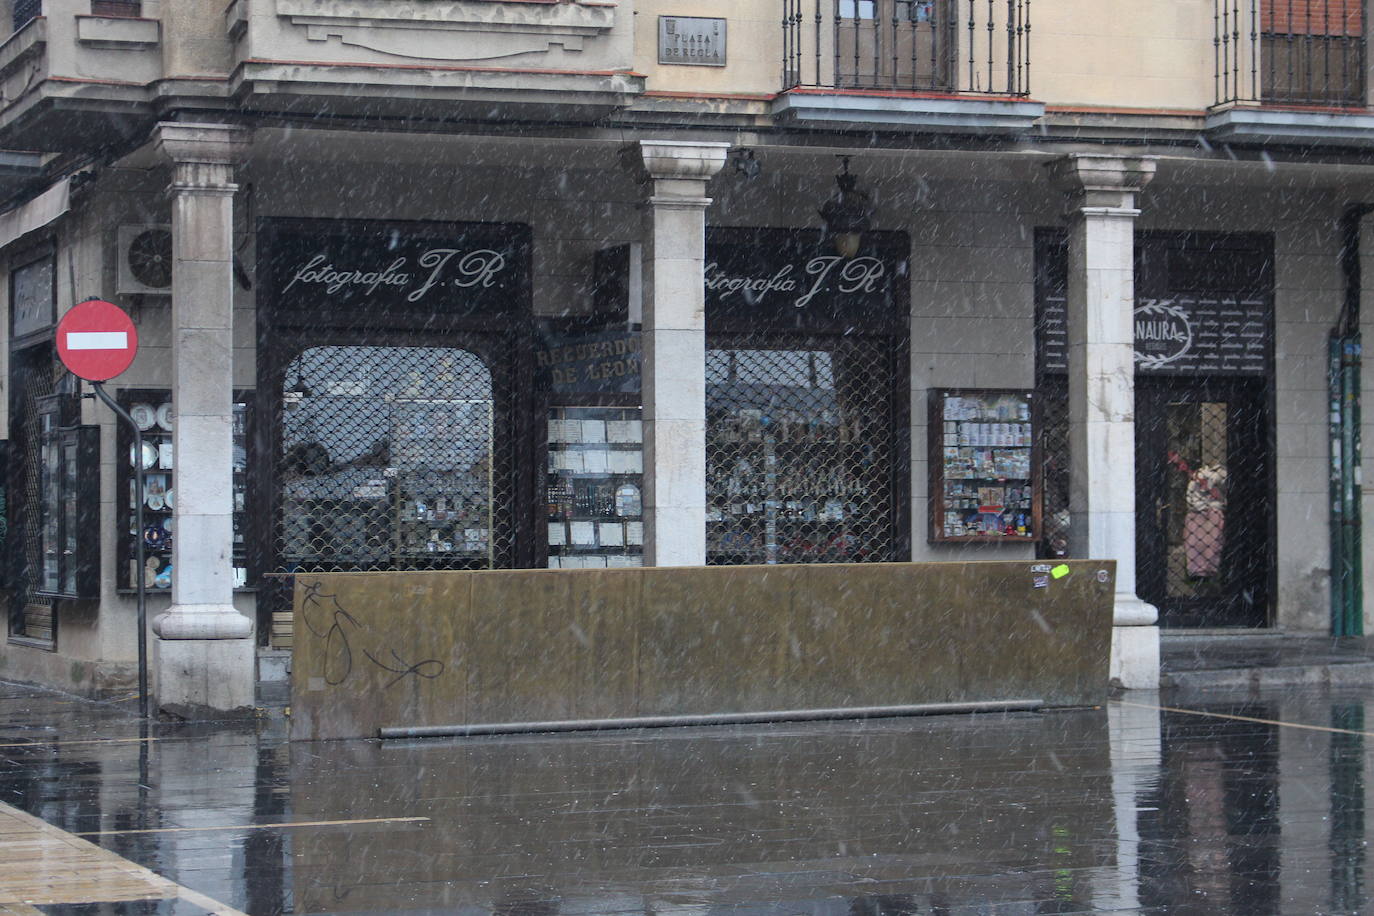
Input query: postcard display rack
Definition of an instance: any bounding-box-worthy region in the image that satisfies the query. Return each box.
[546,407,644,568]
[117,390,250,590]
[929,389,1038,543]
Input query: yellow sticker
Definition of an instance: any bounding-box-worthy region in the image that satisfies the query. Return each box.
[1051,564,1070,579]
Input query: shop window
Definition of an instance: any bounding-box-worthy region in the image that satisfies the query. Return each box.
[11,254,54,342]
[114,390,252,593]
[546,407,642,569]
[705,339,900,565]
[274,346,497,577]
[8,348,98,646]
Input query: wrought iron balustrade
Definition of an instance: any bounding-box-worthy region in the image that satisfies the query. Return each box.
[1216,0,1365,106]
[91,0,142,16]
[12,0,40,32]
[783,0,1031,96]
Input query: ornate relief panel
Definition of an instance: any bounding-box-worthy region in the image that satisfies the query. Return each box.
[271,0,618,62]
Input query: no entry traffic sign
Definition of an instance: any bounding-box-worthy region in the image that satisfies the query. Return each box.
[56,298,138,381]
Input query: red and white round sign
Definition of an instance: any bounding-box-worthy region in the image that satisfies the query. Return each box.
[56,299,138,381]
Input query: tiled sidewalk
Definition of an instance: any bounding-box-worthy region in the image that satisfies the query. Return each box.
[0,799,245,915]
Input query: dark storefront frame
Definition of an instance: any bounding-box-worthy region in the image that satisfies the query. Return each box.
[7,245,68,647]
[1033,229,1277,628]
[704,227,911,566]
[253,218,538,639]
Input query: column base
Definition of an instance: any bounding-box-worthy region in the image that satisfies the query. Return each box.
[1110,623,1160,690]
[153,635,256,719]
[153,604,254,639]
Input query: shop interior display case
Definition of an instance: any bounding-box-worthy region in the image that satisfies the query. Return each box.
[546,406,643,568]
[116,389,251,591]
[928,388,1039,544]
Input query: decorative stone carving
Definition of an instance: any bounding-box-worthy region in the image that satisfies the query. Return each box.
[275,0,617,63]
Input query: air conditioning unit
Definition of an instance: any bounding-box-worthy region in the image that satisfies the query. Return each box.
[117,225,173,296]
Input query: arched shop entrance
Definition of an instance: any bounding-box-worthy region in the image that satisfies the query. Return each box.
[253,218,535,636]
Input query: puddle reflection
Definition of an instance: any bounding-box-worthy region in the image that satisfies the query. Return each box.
[0,690,1369,914]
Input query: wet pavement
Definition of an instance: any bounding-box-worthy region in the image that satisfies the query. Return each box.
[0,680,1369,915]
[1161,634,1374,690]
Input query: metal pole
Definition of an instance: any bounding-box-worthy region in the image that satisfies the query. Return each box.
[92,382,149,718]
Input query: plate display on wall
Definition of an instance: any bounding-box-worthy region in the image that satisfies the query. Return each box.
[156,404,174,431]
[130,442,158,469]
[130,403,156,431]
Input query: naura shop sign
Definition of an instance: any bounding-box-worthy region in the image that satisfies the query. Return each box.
[260,218,530,316]
[705,228,909,330]
[1040,293,1269,376]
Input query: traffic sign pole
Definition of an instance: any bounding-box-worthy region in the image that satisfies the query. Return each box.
[57,299,148,718]
[92,383,149,721]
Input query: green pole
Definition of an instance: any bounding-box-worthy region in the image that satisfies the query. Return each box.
[1331,333,1346,634]
[1343,336,1363,635]
[1330,333,1364,637]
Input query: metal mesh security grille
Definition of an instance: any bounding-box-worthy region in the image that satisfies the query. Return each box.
[1160,400,1232,600]
[1037,378,1070,559]
[706,336,897,565]
[272,346,502,581]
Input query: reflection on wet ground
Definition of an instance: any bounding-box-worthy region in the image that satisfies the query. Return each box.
[0,683,1368,915]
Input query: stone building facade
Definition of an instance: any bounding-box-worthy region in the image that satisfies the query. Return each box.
[0,0,1370,711]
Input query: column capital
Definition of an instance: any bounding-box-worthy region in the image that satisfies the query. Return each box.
[623,140,729,207]
[154,122,249,194]
[627,139,730,182]
[1047,154,1156,214]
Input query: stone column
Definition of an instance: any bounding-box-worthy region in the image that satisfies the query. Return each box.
[151,123,254,716]
[625,140,728,566]
[1047,154,1160,689]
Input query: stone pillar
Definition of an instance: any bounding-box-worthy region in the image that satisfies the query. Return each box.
[1047,154,1160,689]
[151,123,254,717]
[625,140,728,566]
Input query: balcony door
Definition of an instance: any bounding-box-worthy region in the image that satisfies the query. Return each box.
[1261,0,1365,104]
[836,0,955,91]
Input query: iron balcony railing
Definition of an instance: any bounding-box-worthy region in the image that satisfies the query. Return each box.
[12,0,40,32]
[1216,0,1366,106]
[783,0,1031,96]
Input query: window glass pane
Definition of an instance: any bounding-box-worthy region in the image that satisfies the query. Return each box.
[280,346,496,572]
[39,418,59,593]
[839,0,876,19]
[61,442,77,595]
[707,340,895,566]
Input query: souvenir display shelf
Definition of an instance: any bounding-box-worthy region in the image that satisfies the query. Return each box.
[928,388,1038,544]
[546,406,644,568]
[116,389,251,591]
